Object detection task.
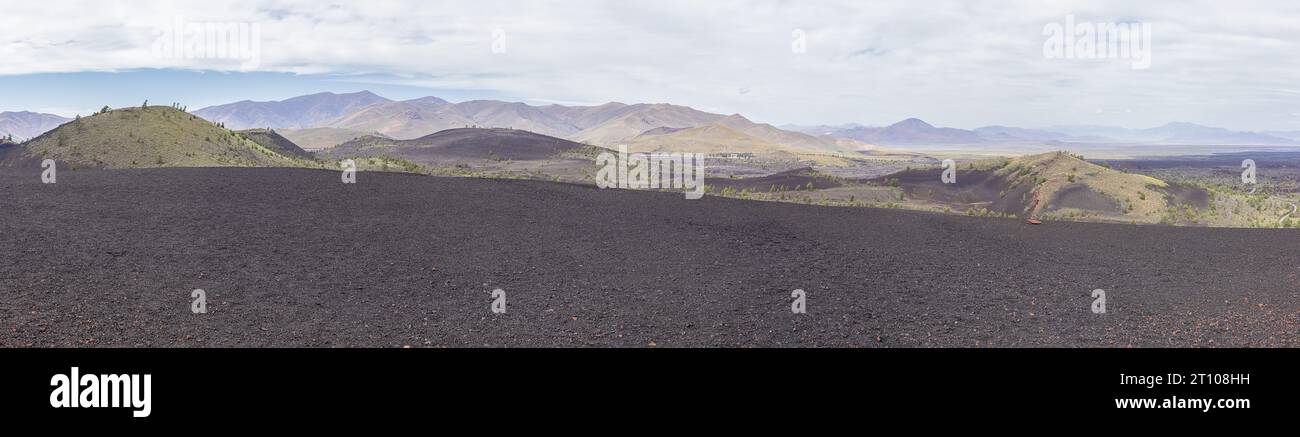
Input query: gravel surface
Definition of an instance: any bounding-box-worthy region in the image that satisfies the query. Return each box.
[1,167,1296,347]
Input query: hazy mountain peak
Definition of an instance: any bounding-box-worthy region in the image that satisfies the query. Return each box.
[891,118,935,129]
[403,96,451,107]
[195,90,391,130]
[281,90,383,102]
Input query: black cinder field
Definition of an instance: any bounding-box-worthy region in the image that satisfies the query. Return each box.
[2,167,1294,347]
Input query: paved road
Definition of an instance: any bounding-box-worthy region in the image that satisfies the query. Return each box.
[1,167,1296,347]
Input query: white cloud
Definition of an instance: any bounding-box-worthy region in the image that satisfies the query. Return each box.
[1,0,1299,130]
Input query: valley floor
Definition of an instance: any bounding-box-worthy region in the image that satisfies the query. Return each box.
[0,167,1296,347]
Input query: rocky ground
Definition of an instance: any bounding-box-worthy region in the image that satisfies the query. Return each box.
[1,167,1296,347]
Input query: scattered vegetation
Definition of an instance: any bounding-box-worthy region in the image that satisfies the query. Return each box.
[21,106,320,169]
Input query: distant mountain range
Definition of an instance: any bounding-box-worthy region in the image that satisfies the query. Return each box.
[195,92,870,155]
[1044,122,1297,145]
[192,91,390,130]
[799,118,984,145]
[0,111,71,141]
[6,92,1298,153]
[1264,131,1300,142]
[786,119,1300,147]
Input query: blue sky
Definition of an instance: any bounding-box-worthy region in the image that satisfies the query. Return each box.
[2,0,1299,131]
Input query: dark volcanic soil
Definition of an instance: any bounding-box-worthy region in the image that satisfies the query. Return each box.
[1048,184,1122,214]
[1158,182,1212,210]
[882,168,1034,215]
[1,167,1296,347]
[707,167,842,192]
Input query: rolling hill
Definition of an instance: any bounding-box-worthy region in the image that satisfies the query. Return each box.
[322,127,588,164]
[713,114,867,153]
[13,106,315,168]
[877,151,1200,222]
[444,100,581,138]
[625,123,788,154]
[567,103,724,146]
[236,128,314,159]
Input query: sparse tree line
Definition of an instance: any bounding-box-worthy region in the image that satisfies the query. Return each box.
[91,100,189,115]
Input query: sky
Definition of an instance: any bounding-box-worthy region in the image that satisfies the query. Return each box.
[1,0,1299,131]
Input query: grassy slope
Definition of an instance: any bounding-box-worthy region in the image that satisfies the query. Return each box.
[991,152,1297,227]
[22,106,318,169]
[707,151,1277,227]
[994,151,1168,222]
